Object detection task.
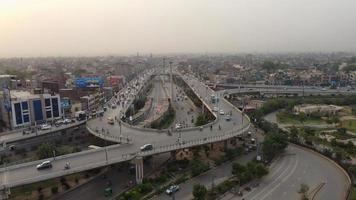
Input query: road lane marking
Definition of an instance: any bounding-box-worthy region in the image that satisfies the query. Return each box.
[244,157,293,200]
[258,155,299,200]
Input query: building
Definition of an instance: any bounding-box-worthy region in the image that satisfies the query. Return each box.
[80,91,105,111]
[294,104,343,116]
[0,90,62,129]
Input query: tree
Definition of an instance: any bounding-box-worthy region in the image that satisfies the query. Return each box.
[298,112,306,125]
[290,126,299,142]
[337,128,347,135]
[193,184,207,200]
[195,115,208,126]
[261,61,277,73]
[232,162,246,177]
[262,132,288,161]
[255,163,269,178]
[36,143,56,159]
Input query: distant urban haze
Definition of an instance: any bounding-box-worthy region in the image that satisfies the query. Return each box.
[0,0,356,57]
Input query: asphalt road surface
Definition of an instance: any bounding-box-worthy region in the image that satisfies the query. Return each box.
[56,153,171,200]
[220,145,349,200]
[152,149,257,200]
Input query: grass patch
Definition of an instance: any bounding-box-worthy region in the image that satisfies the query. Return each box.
[277,111,325,125]
[342,120,356,133]
[350,186,356,200]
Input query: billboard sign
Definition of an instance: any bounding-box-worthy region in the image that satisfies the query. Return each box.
[2,84,11,112]
[61,98,71,109]
[75,76,104,88]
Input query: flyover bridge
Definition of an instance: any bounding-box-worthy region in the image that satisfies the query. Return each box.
[0,69,250,193]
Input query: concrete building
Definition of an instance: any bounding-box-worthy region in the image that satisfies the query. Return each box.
[0,90,62,129]
[80,91,105,111]
[294,104,343,116]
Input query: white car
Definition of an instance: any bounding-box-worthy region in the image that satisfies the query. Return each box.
[213,107,218,112]
[63,118,72,124]
[175,123,182,129]
[166,185,179,195]
[140,144,153,151]
[219,110,225,115]
[36,161,52,170]
[41,124,52,130]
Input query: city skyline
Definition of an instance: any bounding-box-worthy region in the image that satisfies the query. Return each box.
[1,0,356,57]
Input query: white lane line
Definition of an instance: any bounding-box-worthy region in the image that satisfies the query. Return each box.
[244,156,293,200]
[259,155,299,200]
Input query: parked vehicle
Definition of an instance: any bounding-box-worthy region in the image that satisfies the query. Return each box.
[41,124,52,130]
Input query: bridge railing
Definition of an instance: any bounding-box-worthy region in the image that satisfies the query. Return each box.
[137,123,251,157]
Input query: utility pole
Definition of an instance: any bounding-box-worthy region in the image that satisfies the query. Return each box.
[169,61,173,101]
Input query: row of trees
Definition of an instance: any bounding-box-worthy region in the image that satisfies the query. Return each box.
[232,161,268,184]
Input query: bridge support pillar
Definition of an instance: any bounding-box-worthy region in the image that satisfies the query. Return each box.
[134,157,144,184]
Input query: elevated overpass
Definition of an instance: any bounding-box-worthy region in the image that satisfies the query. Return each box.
[0,70,250,194]
[223,86,356,97]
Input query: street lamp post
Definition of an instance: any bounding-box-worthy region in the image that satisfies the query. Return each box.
[105,147,108,164]
[52,150,56,160]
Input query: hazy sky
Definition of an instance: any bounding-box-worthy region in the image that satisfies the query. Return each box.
[1,0,356,57]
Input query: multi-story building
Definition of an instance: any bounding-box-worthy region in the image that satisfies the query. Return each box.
[0,90,62,129]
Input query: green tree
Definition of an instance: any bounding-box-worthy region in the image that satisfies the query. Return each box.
[262,132,288,161]
[298,112,306,125]
[195,115,208,126]
[193,184,207,200]
[290,126,299,142]
[232,162,246,177]
[36,143,56,159]
[255,163,269,178]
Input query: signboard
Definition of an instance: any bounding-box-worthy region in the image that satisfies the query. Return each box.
[75,76,104,88]
[2,84,11,112]
[61,98,71,109]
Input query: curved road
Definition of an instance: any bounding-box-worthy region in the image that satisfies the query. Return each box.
[220,144,349,200]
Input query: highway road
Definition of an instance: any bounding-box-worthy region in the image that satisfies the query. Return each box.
[219,145,350,200]
[0,70,250,188]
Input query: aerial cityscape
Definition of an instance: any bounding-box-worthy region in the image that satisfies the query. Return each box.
[1,1,356,200]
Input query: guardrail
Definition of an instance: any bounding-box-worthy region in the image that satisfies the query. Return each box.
[1,120,86,145]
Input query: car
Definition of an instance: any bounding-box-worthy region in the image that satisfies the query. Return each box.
[166,185,179,195]
[140,144,153,151]
[225,115,231,121]
[213,107,218,112]
[251,138,256,144]
[219,110,225,115]
[41,124,52,130]
[8,145,16,151]
[107,117,115,125]
[63,118,72,124]
[36,161,52,170]
[175,123,182,129]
